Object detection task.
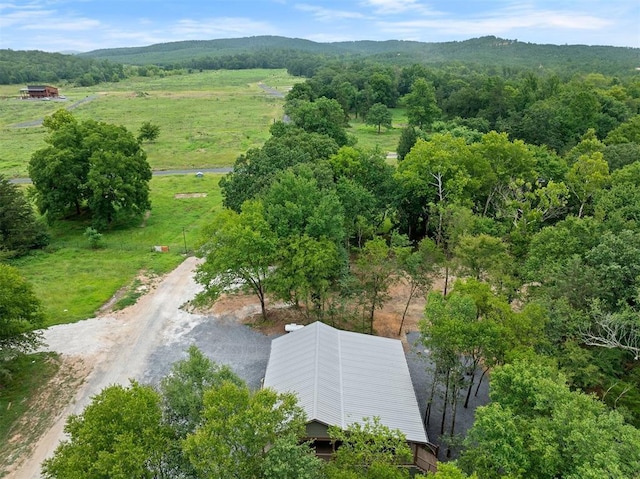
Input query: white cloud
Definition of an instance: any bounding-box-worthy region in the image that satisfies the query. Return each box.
[376,4,613,40]
[359,0,439,16]
[170,17,279,39]
[295,3,367,21]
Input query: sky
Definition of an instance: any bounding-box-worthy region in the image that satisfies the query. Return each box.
[1,0,639,53]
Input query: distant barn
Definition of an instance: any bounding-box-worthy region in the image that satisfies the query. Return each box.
[20,85,59,99]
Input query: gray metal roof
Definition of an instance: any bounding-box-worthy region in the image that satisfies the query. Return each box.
[263,321,428,444]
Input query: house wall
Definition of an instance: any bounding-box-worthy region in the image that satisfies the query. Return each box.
[413,443,438,473]
[306,421,330,439]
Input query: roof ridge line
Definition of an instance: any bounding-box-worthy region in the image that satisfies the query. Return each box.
[312,322,320,420]
[337,328,345,429]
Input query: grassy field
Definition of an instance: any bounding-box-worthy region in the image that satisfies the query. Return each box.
[349,107,407,154]
[0,69,299,177]
[10,174,224,326]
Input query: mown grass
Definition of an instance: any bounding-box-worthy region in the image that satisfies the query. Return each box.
[10,174,224,326]
[0,69,300,177]
[349,107,406,153]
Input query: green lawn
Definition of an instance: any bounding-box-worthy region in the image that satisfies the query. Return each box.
[10,174,224,326]
[349,107,407,154]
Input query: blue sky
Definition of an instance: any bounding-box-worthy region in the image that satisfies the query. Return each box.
[1,1,638,53]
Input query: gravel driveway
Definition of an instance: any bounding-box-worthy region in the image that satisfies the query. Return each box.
[9,257,274,479]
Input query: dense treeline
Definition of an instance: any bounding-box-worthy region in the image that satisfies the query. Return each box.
[195,59,640,474]
[0,49,126,86]
[295,60,640,154]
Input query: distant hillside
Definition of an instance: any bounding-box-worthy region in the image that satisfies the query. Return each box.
[0,49,125,85]
[78,35,640,76]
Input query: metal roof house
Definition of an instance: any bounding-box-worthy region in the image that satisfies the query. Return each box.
[263,321,437,472]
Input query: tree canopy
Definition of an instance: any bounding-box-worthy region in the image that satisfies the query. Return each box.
[29,110,152,229]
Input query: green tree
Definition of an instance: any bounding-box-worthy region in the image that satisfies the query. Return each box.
[0,175,48,258]
[160,346,243,476]
[354,237,397,334]
[605,114,640,145]
[137,121,160,142]
[261,437,323,479]
[454,234,512,291]
[365,102,392,134]
[42,381,171,479]
[459,359,640,478]
[183,382,307,479]
[269,235,342,318]
[160,345,242,438]
[196,201,277,320]
[397,126,419,161]
[403,78,441,130]
[286,97,350,146]
[395,134,472,240]
[394,235,443,335]
[29,110,152,229]
[325,417,412,479]
[220,124,339,212]
[565,151,610,218]
[0,264,44,372]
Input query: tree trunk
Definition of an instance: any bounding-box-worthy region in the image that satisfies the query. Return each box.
[447,380,460,458]
[258,288,267,321]
[369,299,376,334]
[464,366,477,408]
[398,283,417,335]
[475,367,489,397]
[444,264,450,296]
[425,364,440,426]
[440,368,451,435]
[578,200,585,218]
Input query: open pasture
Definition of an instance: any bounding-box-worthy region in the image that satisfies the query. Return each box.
[0,69,298,177]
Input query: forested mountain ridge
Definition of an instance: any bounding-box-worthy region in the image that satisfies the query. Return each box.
[2,35,637,87]
[79,35,639,76]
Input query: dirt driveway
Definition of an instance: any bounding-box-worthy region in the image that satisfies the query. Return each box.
[6,257,274,479]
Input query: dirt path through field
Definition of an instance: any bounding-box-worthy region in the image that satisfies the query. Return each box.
[6,256,205,479]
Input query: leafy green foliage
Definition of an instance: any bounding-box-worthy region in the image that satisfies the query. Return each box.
[195,201,278,319]
[220,124,339,212]
[29,110,152,229]
[365,103,392,133]
[137,121,160,142]
[354,237,397,333]
[403,78,441,130]
[0,175,48,258]
[0,264,44,366]
[460,359,640,478]
[0,49,125,85]
[41,381,171,478]
[183,382,307,479]
[326,417,412,479]
[285,97,351,146]
[83,227,103,249]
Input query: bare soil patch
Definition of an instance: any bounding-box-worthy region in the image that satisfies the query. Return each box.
[174,193,207,198]
[215,274,450,342]
[1,356,89,476]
